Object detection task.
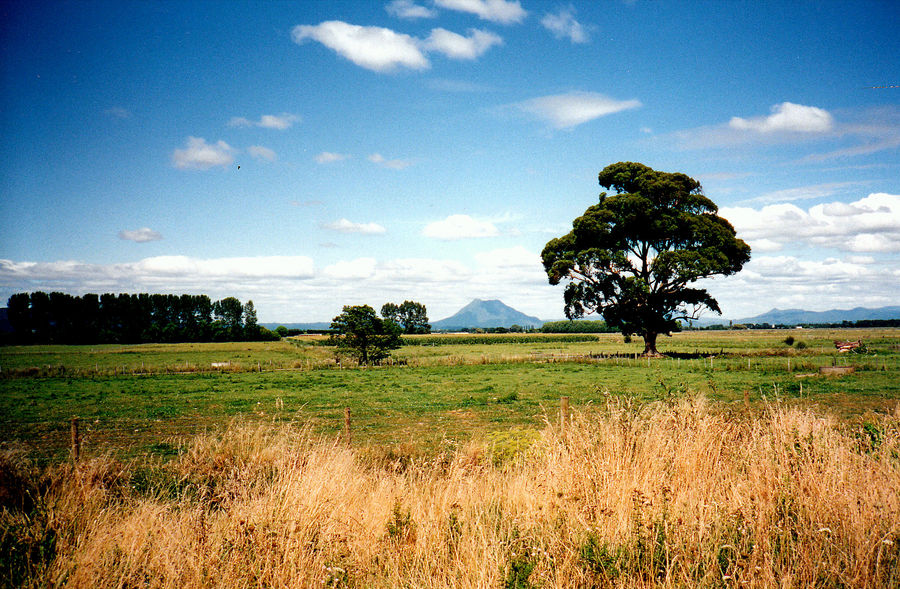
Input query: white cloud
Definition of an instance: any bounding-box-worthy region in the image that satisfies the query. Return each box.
[118,228,162,243]
[228,113,299,130]
[315,152,350,164]
[171,137,235,170]
[135,255,315,279]
[368,153,412,169]
[424,28,502,59]
[386,0,437,19]
[435,0,527,24]
[514,92,641,129]
[729,102,834,133]
[292,21,429,72]
[423,214,500,240]
[0,256,316,302]
[248,145,276,161]
[292,20,505,73]
[322,218,388,235]
[541,6,588,43]
[323,258,378,280]
[721,192,900,254]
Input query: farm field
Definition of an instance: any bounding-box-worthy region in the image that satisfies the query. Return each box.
[2,328,900,587]
[1,328,898,462]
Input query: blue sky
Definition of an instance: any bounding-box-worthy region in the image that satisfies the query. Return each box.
[1,0,898,322]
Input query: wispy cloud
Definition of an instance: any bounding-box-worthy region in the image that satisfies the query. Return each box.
[422,214,500,240]
[104,106,131,119]
[171,137,235,170]
[435,0,527,24]
[427,78,494,92]
[228,113,300,130]
[368,153,412,169]
[386,0,437,19]
[118,228,162,243]
[745,181,861,205]
[424,28,502,59]
[322,218,387,235]
[541,5,589,43]
[512,91,641,129]
[315,152,351,164]
[248,145,276,161]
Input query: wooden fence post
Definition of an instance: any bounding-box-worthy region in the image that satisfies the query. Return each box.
[560,396,569,435]
[71,417,80,462]
[343,407,351,446]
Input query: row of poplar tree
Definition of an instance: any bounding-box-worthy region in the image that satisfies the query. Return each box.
[5,292,278,345]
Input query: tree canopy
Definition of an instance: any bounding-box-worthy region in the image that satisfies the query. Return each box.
[5,291,278,344]
[541,162,751,356]
[381,300,431,334]
[330,305,402,365]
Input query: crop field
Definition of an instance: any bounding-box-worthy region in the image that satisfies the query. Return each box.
[2,329,899,587]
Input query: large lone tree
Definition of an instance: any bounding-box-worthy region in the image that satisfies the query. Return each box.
[542,162,751,356]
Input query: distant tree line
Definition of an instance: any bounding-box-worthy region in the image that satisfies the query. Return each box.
[5,292,279,344]
[540,320,617,334]
[684,318,900,331]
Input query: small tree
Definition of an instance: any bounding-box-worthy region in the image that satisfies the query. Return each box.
[330,305,402,365]
[242,300,259,340]
[542,162,751,356]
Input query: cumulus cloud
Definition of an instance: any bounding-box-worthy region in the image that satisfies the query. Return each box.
[386,0,437,19]
[228,113,300,129]
[697,250,900,318]
[118,228,162,243]
[423,214,500,240]
[134,255,315,278]
[368,153,412,169]
[323,258,378,280]
[721,193,900,253]
[0,255,316,302]
[513,91,641,129]
[729,102,834,133]
[435,0,527,24]
[424,28,502,59]
[292,20,505,72]
[171,137,235,170]
[315,152,350,164]
[248,145,276,161]
[541,6,588,43]
[322,218,387,235]
[292,21,429,72]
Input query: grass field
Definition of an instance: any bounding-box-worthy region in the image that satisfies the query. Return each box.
[1,329,898,462]
[2,329,900,587]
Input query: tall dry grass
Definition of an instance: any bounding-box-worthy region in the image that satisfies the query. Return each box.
[3,398,899,588]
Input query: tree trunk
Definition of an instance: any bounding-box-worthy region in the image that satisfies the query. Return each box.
[641,332,662,357]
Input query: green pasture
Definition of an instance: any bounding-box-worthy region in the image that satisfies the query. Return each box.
[1,329,898,462]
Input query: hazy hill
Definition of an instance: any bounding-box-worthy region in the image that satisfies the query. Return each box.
[734,306,900,326]
[431,299,543,330]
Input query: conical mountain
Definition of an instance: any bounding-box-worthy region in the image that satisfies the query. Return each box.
[431,299,543,330]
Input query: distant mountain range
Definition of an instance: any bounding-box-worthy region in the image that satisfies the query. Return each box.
[431,299,543,330]
[731,306,900,326]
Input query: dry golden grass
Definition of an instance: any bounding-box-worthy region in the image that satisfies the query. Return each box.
[4,398,899,588]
